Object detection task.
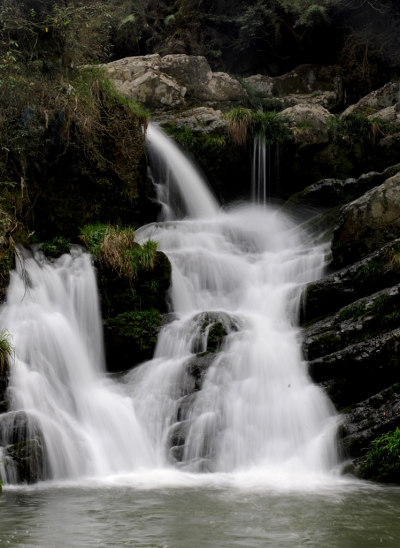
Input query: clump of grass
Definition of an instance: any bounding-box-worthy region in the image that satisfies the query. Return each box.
[80,224,158,281]
[226,107,253,146]
[0,329,13,376]
[100,226,137,278]
[226,107,291,146]
[360,429,400,482]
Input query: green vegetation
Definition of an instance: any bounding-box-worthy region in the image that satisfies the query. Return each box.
[0,329,13,376]
[360,428,400,482]
[226,108,291,147]
[80,224,158,281]
[107,309,161,354]
[354,261,384,283]
[162,124,227,157]
[40,236,70,258]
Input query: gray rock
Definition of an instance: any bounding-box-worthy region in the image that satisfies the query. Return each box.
[281,104,333,147]
[302,238,400,324]
[332,172,400,267]
[342,81,400,117]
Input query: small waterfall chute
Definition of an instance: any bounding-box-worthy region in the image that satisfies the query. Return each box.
[146,123,219,220]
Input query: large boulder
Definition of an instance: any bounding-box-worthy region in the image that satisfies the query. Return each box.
[114,69,186,109]
[332,172,400,267]
[281,103,333,147]
[103,54,248,111]
[160,54,212,87]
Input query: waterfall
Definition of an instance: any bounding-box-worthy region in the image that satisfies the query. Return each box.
[251,134,269,205]
[251,135,281,204]
[0,123,340,485]
[146,123,219,220]
[131,124,340,475]
[0,247,155,482]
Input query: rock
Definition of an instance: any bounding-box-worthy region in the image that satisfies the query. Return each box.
[245,64,342,110]
[368,104,400,124]
[302,238,400,324]
[332,172,400,267]
[342,81,400,117]
[158,107,227,133]
[117,69,186,109]
[160,54,212,87]
[0,411,46,483]
[340,384,400,459]
[304,283,400,362]
[283,168,394,212]
[205,72,247,104]
[104,54,247,111]
[309,328,400,409]
[281,104,333,147]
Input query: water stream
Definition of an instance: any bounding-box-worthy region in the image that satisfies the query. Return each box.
[0,123,397,547]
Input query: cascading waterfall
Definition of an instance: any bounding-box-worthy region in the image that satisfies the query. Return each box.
[129,123,340,476]
[0,122,340,485]
[0,247,155,482]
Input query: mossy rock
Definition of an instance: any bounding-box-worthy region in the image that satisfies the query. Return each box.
[39,236,71,259]
[105,309,162,371]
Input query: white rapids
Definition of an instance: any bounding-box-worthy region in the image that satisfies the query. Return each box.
[0,122,341,486]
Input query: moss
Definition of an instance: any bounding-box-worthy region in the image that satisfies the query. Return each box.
[359,428,400,483]
[39,236,70,258]
[307,332,341,356]
[162,123,227,157]
[206,321,227,353]
[338,302,366,321]
[107,309,161,354]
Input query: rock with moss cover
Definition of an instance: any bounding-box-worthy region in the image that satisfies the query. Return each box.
[105,309,162,371]
[0,411,46,483]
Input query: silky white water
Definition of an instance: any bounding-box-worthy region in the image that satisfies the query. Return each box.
[0,247,154,481]
[0,122,340,487]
